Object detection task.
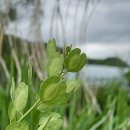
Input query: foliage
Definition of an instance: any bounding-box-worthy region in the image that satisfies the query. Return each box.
[63,83,130,130]
[5,38,87,130]
[0,37,130,130]
[88,57,128,67]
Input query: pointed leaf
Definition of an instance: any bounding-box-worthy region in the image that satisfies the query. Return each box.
[14,82,28,111]
[10,78,15,101]
[48,54,64,76]
[8,102,16,123]
[28,63,32,85]
[47,39,59,60]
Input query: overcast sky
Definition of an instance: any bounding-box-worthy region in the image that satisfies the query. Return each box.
[0,0,130,60]
[2,0,129,43]
[87,0,130,44]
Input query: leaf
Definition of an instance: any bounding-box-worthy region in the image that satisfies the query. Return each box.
[48,54,64,76]
[28,63,32,85]
[47,39,59,60]
[6,121,29,130]
[66,79,81,93]
[14,82,28,111]
[10,77,15,101]
[38,112,63,130]
[8,102,16,123]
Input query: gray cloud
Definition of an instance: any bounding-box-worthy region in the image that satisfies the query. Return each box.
[86,0,130,43]
[1,0,130,45]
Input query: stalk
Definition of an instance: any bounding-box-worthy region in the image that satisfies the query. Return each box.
[18,99,41,122]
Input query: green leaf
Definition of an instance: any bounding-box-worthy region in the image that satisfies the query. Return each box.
[14,82,28,111]
[38,113,63,130]
[47,39,59,60]
[48,54,64,76]
[6,121,29,130]
[66,79,80,93]
[8,102,16,123]
[28,63,32,85]
[10,77,15,101]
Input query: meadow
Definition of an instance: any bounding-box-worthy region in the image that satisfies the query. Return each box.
[0,35,130,130]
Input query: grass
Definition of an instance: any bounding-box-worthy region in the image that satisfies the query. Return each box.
[1,61,130,130]
[0,36,130,130]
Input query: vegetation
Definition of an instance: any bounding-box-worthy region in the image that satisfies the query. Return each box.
[0,39,87,130]
[0,37,130,130]
[88,57,128,67]
[2,34,128,68]
[1,0,129,129]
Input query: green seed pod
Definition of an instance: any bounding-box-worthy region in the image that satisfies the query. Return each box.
[65,48,87,72]
[39,76,67,104]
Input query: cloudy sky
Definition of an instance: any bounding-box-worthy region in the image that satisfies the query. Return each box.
[87,0,130,44]
[0,0,130,60]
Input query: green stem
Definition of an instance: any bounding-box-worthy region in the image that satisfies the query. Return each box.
[60,71,68,79]
[18,99,41,122]
[43,116,52,130]
[38,115,52,130]
[59,66,64,77]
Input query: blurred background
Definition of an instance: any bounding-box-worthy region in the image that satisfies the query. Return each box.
[0,0,130,83]
[0,0,130,130]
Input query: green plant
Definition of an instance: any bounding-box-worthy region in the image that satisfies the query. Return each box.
[6,39,87,130]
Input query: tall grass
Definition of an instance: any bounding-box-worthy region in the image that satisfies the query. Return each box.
[0,35,130,129]
[0,49,130,129]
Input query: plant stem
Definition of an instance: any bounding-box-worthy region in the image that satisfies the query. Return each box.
[60,71,68,79]
[18,99,41,122]
[43,116,52,130]
[59,66,64,77]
